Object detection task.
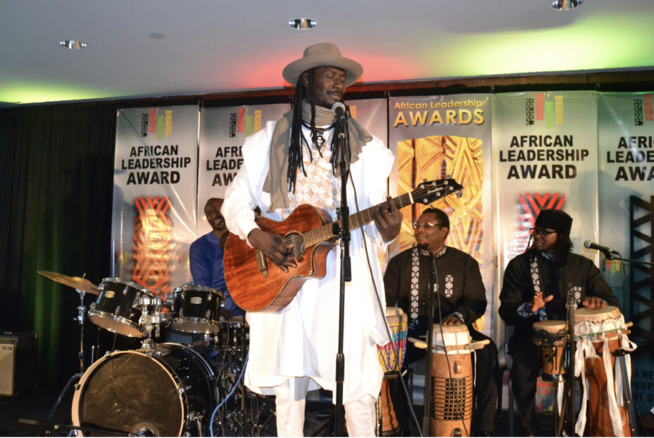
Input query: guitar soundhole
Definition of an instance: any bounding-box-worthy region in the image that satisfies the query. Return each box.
[284,232,305,258]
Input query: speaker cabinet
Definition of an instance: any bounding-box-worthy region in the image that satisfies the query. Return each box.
[0,332,38,397]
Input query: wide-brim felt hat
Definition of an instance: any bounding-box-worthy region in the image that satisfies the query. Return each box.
[282,42,363,87]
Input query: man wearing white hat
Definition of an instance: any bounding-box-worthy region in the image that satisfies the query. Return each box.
[222,43,403,436]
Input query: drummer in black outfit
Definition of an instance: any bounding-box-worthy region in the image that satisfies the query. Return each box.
[384,208,500,436]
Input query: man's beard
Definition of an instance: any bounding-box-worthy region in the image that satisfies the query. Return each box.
[416,241,429,250]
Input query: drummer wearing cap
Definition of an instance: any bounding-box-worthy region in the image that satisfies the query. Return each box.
[222,43,402,436]
[499,209,620,436]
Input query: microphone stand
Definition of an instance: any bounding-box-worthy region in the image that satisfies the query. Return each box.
[422,254,438,436]
[333,115,350,437]
[557,285,576,437]
[600,250,653,321]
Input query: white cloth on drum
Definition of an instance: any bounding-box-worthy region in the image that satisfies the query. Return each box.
[573,313,637,437]
[222,121,392,405]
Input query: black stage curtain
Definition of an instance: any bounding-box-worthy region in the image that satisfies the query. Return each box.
[0,104,116,387]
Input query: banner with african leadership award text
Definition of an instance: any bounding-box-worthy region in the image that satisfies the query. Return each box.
[597,92,654,412]
[112,105,200,294]
[388,94,494,336]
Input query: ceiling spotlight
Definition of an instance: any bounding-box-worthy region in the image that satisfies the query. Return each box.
[552,0,584,10]
[60,40,87,50]
[289,18,317,30]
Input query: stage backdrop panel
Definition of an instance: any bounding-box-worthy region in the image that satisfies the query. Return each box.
[197,104,289,237]
[598,92,654,413]
[196,99,387,241]
[492,91,600,344]
[112,105,199,294]
[388,94,494,336]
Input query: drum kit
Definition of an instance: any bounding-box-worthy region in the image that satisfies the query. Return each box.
[532,305,638,437]
[37,270,275,437]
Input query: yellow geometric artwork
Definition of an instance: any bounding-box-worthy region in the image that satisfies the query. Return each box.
[397,135,484,266]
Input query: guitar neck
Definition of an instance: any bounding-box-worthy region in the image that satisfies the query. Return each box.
[302,192,414,248]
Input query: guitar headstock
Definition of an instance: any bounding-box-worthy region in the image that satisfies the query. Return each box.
[413,178,463,205]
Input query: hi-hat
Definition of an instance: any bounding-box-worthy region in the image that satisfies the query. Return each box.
[38,271,100,295]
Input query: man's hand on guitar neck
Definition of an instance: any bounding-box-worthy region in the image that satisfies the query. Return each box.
[372,196,403,243]
[248,228,297,273]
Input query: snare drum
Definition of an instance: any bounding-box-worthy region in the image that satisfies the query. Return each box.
[430,323,473,437]
[533,320,567,380]
[89,278,154,337]
[171,285,223,334]
[72,343,215,436]
[574,306,631,437]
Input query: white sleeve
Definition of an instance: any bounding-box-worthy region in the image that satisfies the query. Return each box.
[353,135,396,249]
[222,123,274,245]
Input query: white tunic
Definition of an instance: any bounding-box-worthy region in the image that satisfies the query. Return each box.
[222,121,393,404]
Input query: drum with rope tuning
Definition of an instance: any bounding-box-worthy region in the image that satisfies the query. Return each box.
[377,307,408,436]
[430,323,473,437]
[574,306,633,437]
[533,320,568,381]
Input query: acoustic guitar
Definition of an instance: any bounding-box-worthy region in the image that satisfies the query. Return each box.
[223,178,463,312]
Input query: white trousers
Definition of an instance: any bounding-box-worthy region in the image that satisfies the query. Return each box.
[273,376,378,437]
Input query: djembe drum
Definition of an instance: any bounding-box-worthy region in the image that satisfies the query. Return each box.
[533,320,568,381]
[430,323,474,437]
[574,306,633,437]
[377,307,408,436]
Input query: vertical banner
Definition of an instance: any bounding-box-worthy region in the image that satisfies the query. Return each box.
[112,105,199,294]
[197,104,289,237]
[598,92,654,412]
[196,99,388,238]
[388,94,494,337]
[492,91,600,343]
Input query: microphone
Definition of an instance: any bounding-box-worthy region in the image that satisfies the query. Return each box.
[331,102,347,123]
[584,240,619,259]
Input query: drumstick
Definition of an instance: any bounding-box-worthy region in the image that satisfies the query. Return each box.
[465,339,490,351]
[408,337,428,349]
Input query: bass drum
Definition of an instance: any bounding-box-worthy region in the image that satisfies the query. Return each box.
[71,343,215,437]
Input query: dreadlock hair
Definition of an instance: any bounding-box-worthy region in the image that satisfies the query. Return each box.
[287,68,346,193]
[526,231,574,266]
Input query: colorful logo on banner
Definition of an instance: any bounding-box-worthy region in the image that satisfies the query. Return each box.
[141,108,174,139]
[133,196,172,294]
[526,93,564,127]
[634,94,654,126]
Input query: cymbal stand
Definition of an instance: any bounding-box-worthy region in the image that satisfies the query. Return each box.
[47,288,87,421]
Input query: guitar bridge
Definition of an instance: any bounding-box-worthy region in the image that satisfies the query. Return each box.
[255,249,268,278]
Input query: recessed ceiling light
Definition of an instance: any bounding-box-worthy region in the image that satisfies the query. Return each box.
[552,0,584,10]
[60,40,87,50]
[289,18,317,30]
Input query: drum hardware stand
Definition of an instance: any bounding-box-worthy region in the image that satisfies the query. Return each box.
[47,287,90,422]
[556,285,577,437]
[614,347,638,437]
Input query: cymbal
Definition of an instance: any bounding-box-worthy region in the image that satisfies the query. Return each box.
[38,270,100,295]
